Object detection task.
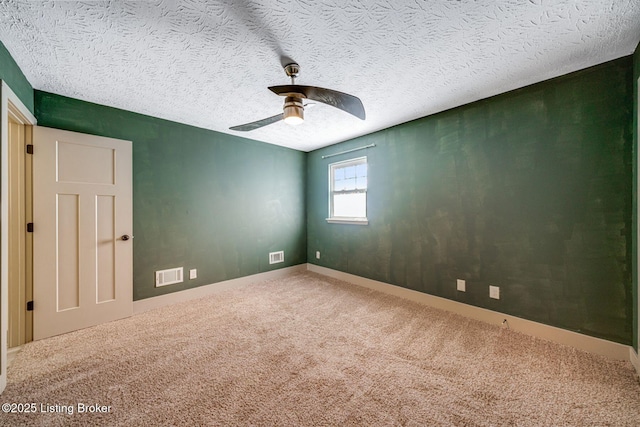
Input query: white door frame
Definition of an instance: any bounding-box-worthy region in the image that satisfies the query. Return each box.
[1,81,36,394]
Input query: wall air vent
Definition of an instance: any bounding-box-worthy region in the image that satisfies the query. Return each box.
[269,251,284,264]
[155,267,184,287]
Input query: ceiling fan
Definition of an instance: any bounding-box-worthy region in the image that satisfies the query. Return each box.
[229,62,366,132]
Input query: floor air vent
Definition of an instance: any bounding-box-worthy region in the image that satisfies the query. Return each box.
[155,267,184,287]
[269,251,284,264]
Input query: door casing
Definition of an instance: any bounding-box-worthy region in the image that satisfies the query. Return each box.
[1,81,36,394]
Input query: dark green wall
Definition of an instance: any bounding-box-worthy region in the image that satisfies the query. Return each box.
[3,36,637,346]
[0,40,34,113]
[308,57,634,345]
[35,91,307,300]
[633,42,640,351]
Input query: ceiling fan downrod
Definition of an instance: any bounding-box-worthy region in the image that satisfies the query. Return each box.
[284,62,300,85]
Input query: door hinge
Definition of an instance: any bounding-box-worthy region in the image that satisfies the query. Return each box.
[26,301,34,311]
[27,222,34,232]
[26,144,33,154]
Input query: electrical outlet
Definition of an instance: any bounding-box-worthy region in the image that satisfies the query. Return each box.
[189,269,197,280]
[456,279,465,292]
[316,251,321,259]
[489,285,500,299]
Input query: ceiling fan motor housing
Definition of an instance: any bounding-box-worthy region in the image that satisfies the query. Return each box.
[283,95,304,123]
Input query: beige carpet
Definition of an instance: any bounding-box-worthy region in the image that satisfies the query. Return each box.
[1,272,639,426]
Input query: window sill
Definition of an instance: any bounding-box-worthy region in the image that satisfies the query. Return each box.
[326,217,369,225]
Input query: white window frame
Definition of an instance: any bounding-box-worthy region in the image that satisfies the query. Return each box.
[326,156,368,225]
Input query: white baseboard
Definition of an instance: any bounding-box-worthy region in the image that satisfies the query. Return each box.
[307,264,632,362]
[631,348,640,376]
[133,264,307,314]
[130,262,635,367]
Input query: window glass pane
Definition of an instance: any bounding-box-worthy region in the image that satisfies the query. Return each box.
[356,176,367,189]
[344,177,356,191]
[356,163,367,178]
[334,168,345,181]
[344,165,356,179]
[334,178,346,191]
[334,193,366,218]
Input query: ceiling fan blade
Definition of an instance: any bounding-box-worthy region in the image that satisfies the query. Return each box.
[269,85,365,120]
[229,113,284,131]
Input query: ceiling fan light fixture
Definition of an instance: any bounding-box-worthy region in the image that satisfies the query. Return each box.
[229,62,365,132]
[283,95,304,125]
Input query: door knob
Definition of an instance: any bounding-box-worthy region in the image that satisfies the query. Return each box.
[121,234,133,241]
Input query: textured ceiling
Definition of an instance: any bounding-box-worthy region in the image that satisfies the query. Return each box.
[1,1,639,152]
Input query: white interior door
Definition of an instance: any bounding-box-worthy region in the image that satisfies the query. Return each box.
[32,126,132,340]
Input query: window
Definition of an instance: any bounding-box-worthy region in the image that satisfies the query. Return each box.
[327,157,368,224]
